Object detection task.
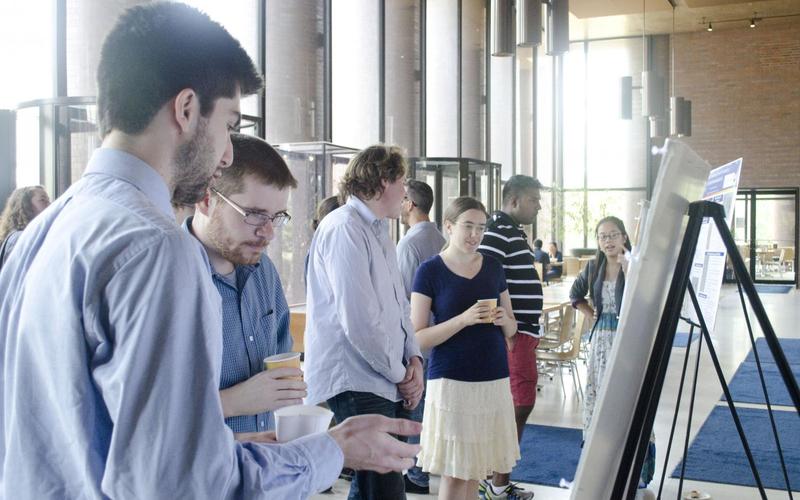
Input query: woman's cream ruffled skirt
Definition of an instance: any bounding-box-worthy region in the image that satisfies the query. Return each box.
[417,377,520,481]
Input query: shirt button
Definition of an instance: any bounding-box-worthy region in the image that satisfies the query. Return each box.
[249,336,254,341]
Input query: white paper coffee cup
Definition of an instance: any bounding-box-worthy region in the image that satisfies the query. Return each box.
[274,404,334,443]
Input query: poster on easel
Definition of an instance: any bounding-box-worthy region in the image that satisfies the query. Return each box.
[571,139,712,500]
[681,158,743,333]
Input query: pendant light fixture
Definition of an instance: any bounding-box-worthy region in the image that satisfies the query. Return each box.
[670,6,692,137]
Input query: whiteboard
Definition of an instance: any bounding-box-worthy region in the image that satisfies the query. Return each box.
[570,139,711,500]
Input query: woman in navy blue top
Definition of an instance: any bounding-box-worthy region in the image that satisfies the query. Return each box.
[410,197,520,500]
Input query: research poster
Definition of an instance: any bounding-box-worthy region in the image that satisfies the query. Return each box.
[682,158,743,333]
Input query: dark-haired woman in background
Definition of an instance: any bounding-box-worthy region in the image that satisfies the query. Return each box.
[545,241,563,282]
[0,186,50,265]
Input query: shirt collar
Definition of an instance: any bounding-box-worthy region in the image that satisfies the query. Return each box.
[84,148,174,219]
[406,221,437,237]
[347,196,388,236]
[493,210,528,238]
[493,210,519,227]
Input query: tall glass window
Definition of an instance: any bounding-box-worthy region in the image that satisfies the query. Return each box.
[385,0,421,155]
[516,45,534,176]
[0,2,54,109]
[461,0,485,159]
[490,55,513,178]
[426,0,458,156]
[561,37,648,252]
[265,0,325,143]
[332,0,380,148]
[536,43,554,188]
[1,2,55,187]
[180,0,261,117]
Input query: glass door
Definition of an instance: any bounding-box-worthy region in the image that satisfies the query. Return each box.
[732,188,798,285]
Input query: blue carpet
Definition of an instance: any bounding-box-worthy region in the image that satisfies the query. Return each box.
[744,338,800,364]
[511,424,582,487]
[754,284,793,294]
[671,407,800,490]
[673,331,700,348]
[726,361,800,406]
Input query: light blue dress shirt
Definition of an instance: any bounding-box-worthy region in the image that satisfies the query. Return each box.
[304,196,423,405]
[0,148,342,499]
[396,221,446,299]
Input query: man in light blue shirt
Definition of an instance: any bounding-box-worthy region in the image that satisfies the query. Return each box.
[397,178,446,298]
[186,134,304,439]
[305,145,425,500]
[395,178,445,494]
[0,4,420,498]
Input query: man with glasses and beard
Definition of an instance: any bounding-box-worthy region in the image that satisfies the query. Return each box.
[0,4,420,498]
[185,134,305,441]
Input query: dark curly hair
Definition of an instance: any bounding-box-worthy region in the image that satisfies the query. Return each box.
[97,2,262,137]
[0,186,46,242]
[338,145,407,203]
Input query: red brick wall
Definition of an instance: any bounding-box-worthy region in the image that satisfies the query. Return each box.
[671,19,800,188]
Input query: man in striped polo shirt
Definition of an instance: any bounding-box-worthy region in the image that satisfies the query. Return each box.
[478,175,543,500]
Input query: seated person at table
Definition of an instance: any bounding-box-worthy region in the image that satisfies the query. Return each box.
[546,241,563,282]
[186,134,305,440]
[533,239,550,267]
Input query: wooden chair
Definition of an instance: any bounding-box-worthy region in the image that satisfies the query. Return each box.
[538,304,575,351]
[537,309,586,399]
[779,247,794,273]
[564,256,580,277]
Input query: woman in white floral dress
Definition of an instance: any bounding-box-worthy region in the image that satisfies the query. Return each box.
[570,216,655,487]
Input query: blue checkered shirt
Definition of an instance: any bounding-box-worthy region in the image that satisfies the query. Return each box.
[183,218,293,433]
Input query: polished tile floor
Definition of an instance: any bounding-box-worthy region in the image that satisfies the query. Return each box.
[313,282,799,499]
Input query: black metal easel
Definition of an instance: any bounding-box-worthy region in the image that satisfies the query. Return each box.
[610,200,800,500]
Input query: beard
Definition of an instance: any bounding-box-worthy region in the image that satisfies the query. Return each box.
[206,209,268,266]
[172,119,218,206]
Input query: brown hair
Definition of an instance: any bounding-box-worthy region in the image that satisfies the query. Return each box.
[338,145,407,202]
[312,195,341,231]
[443,196,487,225]
[0,186,46,242]
[211,134,297,196]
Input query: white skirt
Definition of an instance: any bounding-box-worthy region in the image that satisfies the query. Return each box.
[417,377,520,481]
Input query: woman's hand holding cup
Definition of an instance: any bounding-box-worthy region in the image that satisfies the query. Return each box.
[491,306,509,326]
[460,299,494,326]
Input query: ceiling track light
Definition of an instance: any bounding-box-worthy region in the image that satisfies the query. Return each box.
[700,11,800,32]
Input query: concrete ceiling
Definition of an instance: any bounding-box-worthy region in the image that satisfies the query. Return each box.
[567,0,800,39]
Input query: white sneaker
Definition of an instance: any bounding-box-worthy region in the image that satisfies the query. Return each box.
[478,479,534,500]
